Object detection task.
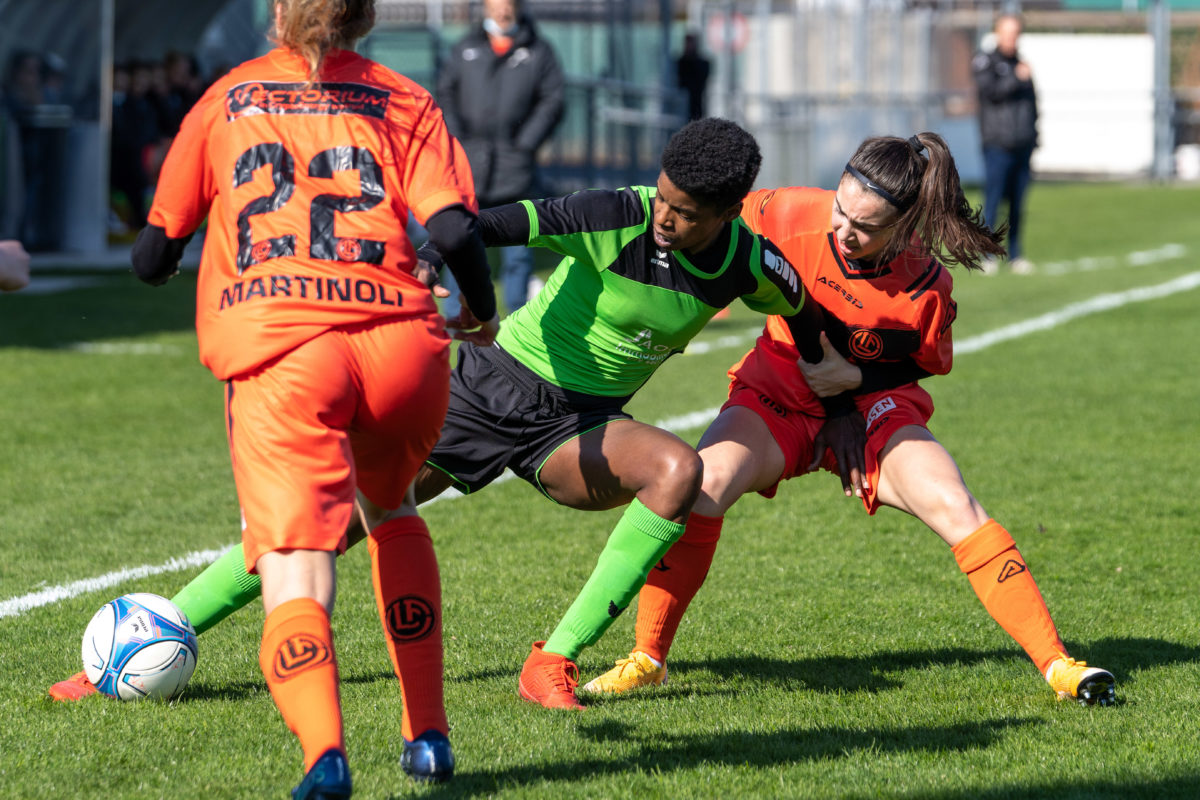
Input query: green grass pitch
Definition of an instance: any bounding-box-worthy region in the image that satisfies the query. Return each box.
[1,181,1199,798]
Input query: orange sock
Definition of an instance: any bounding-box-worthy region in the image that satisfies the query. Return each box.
[633,513,723,664]
[260,597,344,771]
[367,516,447,741]
[952,519,1066,674]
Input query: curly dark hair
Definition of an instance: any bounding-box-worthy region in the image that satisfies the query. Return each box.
[660,118,761,211]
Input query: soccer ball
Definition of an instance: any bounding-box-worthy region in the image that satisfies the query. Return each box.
[82,592,198,701]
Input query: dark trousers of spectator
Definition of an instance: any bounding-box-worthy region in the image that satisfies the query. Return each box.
[440,244,534,318]
[982,144,1034,262]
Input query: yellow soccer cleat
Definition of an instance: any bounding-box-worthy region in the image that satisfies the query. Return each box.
[581,651,668,695]
[1046,655,1116,706]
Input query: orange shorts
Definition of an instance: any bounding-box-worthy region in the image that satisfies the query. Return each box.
[226,316,450,571]
[722,342,934,514]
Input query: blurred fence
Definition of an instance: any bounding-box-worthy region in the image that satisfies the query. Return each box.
[365,0,1197,193]
[4,0,1200,254]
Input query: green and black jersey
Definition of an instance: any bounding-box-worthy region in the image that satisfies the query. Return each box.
[481,186,807,397]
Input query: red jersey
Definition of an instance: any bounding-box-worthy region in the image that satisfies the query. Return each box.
[740,187,956,409]
[149,48,477,380]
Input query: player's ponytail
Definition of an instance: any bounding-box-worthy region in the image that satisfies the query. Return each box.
[273,0,376,86]
[845,132,1005,270]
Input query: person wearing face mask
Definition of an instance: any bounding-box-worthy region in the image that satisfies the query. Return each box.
[436,0,564,317]
[582,132,1118,711]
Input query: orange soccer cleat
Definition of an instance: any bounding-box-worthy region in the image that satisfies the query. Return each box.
[48,671,98,701]
[517,641,584,710]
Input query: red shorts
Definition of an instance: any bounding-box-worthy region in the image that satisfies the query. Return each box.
[226,316,450,570]
[722,342,934,514]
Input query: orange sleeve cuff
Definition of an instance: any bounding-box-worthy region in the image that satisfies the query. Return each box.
[412,189,477,227]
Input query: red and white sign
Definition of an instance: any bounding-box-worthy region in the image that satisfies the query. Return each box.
[706,11,749,55]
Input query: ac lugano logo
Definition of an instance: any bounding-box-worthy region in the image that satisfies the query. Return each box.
[386,595,436,642]
[273,634,332,680]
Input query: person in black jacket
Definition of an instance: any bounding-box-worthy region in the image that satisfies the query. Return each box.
[437,0,565,316]
[972,12,1037,275]
[676,32,710,122]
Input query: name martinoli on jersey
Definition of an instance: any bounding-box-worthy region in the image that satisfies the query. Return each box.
[218,275,404,310]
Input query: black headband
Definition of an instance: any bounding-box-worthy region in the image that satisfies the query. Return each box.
[844,163,906,210]
[907,135,926,155]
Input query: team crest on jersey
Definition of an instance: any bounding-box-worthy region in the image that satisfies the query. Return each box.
[849,329,884,360]
[336,239,363,262]
[225,81,390,121]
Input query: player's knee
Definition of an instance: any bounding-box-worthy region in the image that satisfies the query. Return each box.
[649,446,704,508]
[924,485,985,532]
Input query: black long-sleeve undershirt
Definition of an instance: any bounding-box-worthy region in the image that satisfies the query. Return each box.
[131,225,191,285]
[424,205,496,321]
[475,202,531,247]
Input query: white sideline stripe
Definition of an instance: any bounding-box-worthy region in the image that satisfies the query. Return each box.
[0,549,228,619]
[1039,243,1186,276]
[684,327,760,355]
[955,271,1200,354]
[66,342,183,355]
[5,271,1199,618]
[6,276,107,295]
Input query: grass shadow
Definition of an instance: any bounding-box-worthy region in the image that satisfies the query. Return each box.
[401,716,1040,799]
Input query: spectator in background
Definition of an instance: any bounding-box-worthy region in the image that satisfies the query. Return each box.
[39,53,68,106]
[676,31,710,122]
[437,0,564,317]
[0,85,22,238]
[973,12,1037,275]
[5,51,43,112]
[156,51,204,138]
[5,51,43,248]
[0,239,30,291]
[5,50,72,252]
[110,61,162,231]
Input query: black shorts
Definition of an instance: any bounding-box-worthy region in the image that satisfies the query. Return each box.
[426,343,633,498]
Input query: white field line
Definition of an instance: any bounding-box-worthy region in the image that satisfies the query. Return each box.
[4,276,107,296]
[956,271,1200,354]
[0,549,228,619]
[66,342,183,355]
[1039,243,1186,276]
[5,270,1199,619]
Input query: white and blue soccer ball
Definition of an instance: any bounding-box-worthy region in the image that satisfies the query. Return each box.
[82,592,198,701]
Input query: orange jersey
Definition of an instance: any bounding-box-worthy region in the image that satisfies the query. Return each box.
[740,187,956,408]
[149,47,477,379]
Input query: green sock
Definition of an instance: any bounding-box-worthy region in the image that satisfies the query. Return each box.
[543,499,684,660]
[170,544,262,635]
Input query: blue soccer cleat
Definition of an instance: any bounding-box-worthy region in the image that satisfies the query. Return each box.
[400,729,455,783]
[292,748,352,800]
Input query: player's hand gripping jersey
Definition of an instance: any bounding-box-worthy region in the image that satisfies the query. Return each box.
[490,186,808,396]
[738,187,957,414]
[148,48,477,380]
